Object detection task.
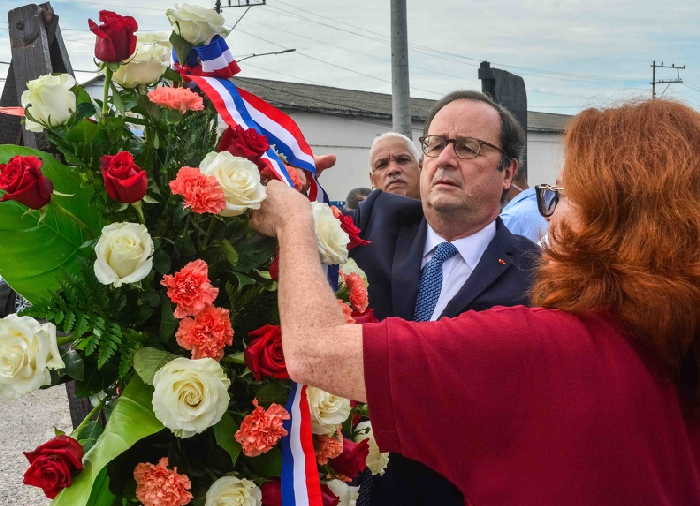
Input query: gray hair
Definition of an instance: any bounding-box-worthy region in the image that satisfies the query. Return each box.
[368,132,420,169]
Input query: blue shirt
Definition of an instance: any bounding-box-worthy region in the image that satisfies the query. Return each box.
[500,187,549,243]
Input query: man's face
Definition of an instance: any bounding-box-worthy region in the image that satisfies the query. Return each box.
[420,99,515,225]
[370,137,420,199]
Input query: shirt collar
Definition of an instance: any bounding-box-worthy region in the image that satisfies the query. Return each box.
[423,220,497,270]
[503,187,536,210]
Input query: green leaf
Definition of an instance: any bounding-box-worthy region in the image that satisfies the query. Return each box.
[213,412,242,466]
[255,382,290,406]
[84,467,116,506]
[74,102,97,121]
[153,248,172,274]
[220,239,239,266]
[233,272,255,293]
[0,145,103,303]
[110,83,125,113]
[133,347,178,385]
[76,420,104,454]
[62,347,85,381]
[246,447,282,478]
[53,376,163,506]
[159,296,178,342]
[169,32,193,69]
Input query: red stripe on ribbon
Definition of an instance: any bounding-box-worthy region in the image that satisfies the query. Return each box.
[299,385,323,506]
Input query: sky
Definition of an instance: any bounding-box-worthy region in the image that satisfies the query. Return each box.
[1,0,700,115]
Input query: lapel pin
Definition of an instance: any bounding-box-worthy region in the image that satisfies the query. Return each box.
[498,258,506,265]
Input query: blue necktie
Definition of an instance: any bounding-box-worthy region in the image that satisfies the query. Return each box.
[413,241,458,321]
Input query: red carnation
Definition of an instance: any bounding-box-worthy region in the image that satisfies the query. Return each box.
[23,435,84,499]
[244,324,289,381]
[161,259,219,319]
[88,10,137,63]
[100,151,148,203]
[0,155,53,209]
[329,438,369,480]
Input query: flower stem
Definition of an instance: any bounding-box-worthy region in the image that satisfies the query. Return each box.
[102,67,113,119]
[57,335,75,346]
[71,397,105,439]
[51,201,89,231]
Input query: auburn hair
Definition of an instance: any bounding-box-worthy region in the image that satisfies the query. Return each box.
[531,99,700,405]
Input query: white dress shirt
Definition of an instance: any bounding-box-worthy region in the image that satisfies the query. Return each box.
[421,221,496,321]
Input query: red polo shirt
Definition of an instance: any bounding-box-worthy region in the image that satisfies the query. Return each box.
[363,305,700,505]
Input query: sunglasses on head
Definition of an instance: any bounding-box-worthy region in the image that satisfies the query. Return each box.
[535,184,565,218]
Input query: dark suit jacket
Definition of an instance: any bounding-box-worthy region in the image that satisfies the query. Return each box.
[349,190,540,506]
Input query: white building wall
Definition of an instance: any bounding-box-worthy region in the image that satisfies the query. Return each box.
[290,111,564,201]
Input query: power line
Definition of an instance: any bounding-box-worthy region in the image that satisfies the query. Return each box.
[650,60,685,98]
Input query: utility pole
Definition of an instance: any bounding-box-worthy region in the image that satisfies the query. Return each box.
[214,0,266,14]
[651,60,685,98]
[390,0,411,137]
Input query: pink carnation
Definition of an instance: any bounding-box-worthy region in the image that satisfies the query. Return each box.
[133,457,192,506]
[235,399,290,457]
[176,306,233,361]
[161,259,219,318]
[337,300,355,324]
[169,166,225,214]
[342,273,368,314]
[147,86,204,113]
[315,427,344,465]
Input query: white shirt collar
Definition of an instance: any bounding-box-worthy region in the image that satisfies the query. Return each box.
[423,221,497,271]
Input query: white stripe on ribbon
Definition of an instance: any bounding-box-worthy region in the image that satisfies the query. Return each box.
[239,96,316,169]
[200,48,236,73]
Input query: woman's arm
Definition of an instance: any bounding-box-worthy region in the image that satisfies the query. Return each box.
[251,181,366,401]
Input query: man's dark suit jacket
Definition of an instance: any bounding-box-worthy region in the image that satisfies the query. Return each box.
[349,190,540,506]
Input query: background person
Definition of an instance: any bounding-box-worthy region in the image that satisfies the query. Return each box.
[368,132,421,199]
[252,98,700,506]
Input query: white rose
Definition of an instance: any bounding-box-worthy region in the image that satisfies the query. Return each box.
[354,421,389,475]
[152,357,230,438]
[94,222,154,287]
[199,151,266,217]
[166,3,230,46]
[0,315,64,400]
[307,386,351,435]
[326,480,359,506]
[21,74,76,132]
[113,39,170,88]
[205,475,261,506]
[311,203,349,265]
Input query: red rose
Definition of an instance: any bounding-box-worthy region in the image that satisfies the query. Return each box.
[331,207,370,250]
[100,151,148,203]
[321,483,340,506]
[217,126,269,161]
[88,10,137,63]
[0,155,53,209]
[23,435,84,499]
[245,324,289,381]
[261,479,282,506]
[329,438,369,480]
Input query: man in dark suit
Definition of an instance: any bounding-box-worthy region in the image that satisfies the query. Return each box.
[349,90,539,506]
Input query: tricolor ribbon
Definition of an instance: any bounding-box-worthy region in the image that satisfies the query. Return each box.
[176,36,331,506]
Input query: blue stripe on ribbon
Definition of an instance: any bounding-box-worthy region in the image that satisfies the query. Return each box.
[281,382,298,505]
[193,34,227,61]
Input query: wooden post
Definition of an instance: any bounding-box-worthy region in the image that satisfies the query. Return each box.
[0,2,74,148]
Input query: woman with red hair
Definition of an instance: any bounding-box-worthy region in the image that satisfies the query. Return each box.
[251,99,700,505]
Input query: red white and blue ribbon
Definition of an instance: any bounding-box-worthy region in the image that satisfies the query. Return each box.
[281,383,323,506]
[177,36,331,506]
[173,34,241,78]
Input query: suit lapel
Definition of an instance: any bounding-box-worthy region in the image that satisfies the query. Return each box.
[391,219,427,319]
[440,219,514,317]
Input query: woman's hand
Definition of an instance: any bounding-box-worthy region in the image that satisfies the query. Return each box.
[250,180,312,238]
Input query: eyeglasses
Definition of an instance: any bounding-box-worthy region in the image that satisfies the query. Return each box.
[419,135,504,159]
[535,184,565,217]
